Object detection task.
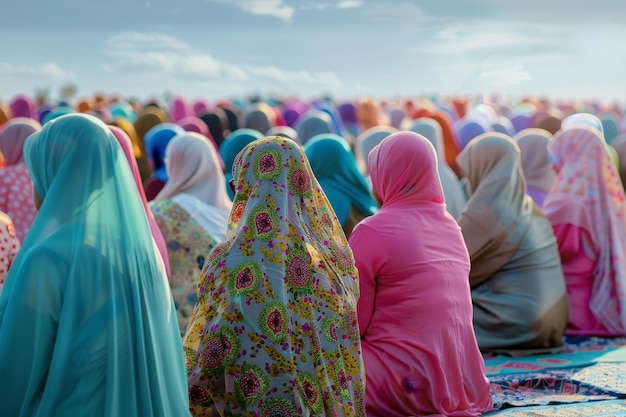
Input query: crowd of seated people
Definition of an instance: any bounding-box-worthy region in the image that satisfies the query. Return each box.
[1,92,626,416]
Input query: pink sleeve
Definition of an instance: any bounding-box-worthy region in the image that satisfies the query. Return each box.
[348,223,386,338]
[552,223,595,263]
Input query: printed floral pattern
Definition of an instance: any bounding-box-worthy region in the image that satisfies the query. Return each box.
[151,200,219,334]
[184,137,365,416]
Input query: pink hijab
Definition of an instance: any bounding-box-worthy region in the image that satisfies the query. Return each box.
[108,125,171,277]
[0,118,41,165]
[0,118,41,241]
[369,131,445,207]
[169,96,193,123]
[544,126,626,334]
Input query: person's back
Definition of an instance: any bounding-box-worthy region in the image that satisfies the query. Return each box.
[0,114,191,417]
[350,131,492,417]
[150,132,232,333]
[0,210,19,293]
[544,126,626,337]
[457,133,568,352]
[184,136,366,416]
[472,205,569,349]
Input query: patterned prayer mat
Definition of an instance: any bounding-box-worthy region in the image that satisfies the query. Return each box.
[486,337,626,412]
[485,399,626,416]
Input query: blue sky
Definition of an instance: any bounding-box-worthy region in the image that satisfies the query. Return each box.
[1,0,625,104]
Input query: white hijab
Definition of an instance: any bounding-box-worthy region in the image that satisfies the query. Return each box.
[154,132,232,212]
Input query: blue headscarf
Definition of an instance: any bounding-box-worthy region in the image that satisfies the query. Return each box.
[601,113,620,145]
[304,133,378,225]
[144,122,185,182]
[0,114,190,416]
[295,110,335,145]
[219,128,264,199]
[110,102,137,123]
[41,106,75,124]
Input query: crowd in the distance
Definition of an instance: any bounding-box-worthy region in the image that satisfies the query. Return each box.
[1,92,625,416]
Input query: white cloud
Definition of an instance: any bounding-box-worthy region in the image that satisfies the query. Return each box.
[207,0,294,21]
[103,32,342,90]
[245,65,342,88]
[106,32,189,50]
[300,0,364,10]
[0,62,75,79]
[337,0,365,8]
[360,2,432,23]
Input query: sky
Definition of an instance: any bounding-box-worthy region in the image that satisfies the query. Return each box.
[1,0,626,104]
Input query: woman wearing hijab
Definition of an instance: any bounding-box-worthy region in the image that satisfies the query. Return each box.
[356,126,398,173]
[219,128,264,199]
[0,118,41,241]
[543,126,626,336]
[456,118,491,150]
[294,109,336,145]
[0,103,12,127]
[108,126,171,278]
[0,114,190,416]
[184,136,366,416]
[143,123,185,201]
[9,95,38,120]
[514,128,556,207]
[111,116,153,182]
[150,133,232,334]
[242,103,276,134]
[562,112,619,167]
[169,96,193,123]
[408,118,467,219]
[0,210,19,293]
[356,99,384,132]
[304,134,378,238]
[199,110,227,147]
[134,106,169,141]
[348,131,493,417]
[428,110,463,179]
[41,106,76,124]
[266,125,299,143]
[457,133,568,352]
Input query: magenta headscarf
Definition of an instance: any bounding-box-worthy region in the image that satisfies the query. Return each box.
[169,96,193,123]
[368,131,444,207]
[108,125,171,277]
[0,118,41,165]
[544,126,626,334]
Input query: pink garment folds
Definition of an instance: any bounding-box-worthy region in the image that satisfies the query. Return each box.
[544,126,626,336]
[0,118,41,241]
[348,131,492,417]
[109,126,171,277]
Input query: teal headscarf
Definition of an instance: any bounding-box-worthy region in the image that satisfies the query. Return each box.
[304,133,378,225]
[219,128,264,199]
[0,114,190,416]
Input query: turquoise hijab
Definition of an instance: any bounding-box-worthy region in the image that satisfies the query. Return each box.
[304,133,378,225]
[219,128,264,199]
[0,114,190,416]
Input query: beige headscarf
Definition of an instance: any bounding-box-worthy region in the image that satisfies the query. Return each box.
[514,128,556,193]
[153,132,232,211]
[457,133,535,287]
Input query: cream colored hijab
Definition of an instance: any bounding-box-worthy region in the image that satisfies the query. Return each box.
[154,132,232,211]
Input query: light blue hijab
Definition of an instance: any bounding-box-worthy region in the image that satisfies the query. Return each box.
[304,134,378,225]
[294,110,336,144]
[0,114,190,417]
[356,126,398,170]
[219,128,264,199]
